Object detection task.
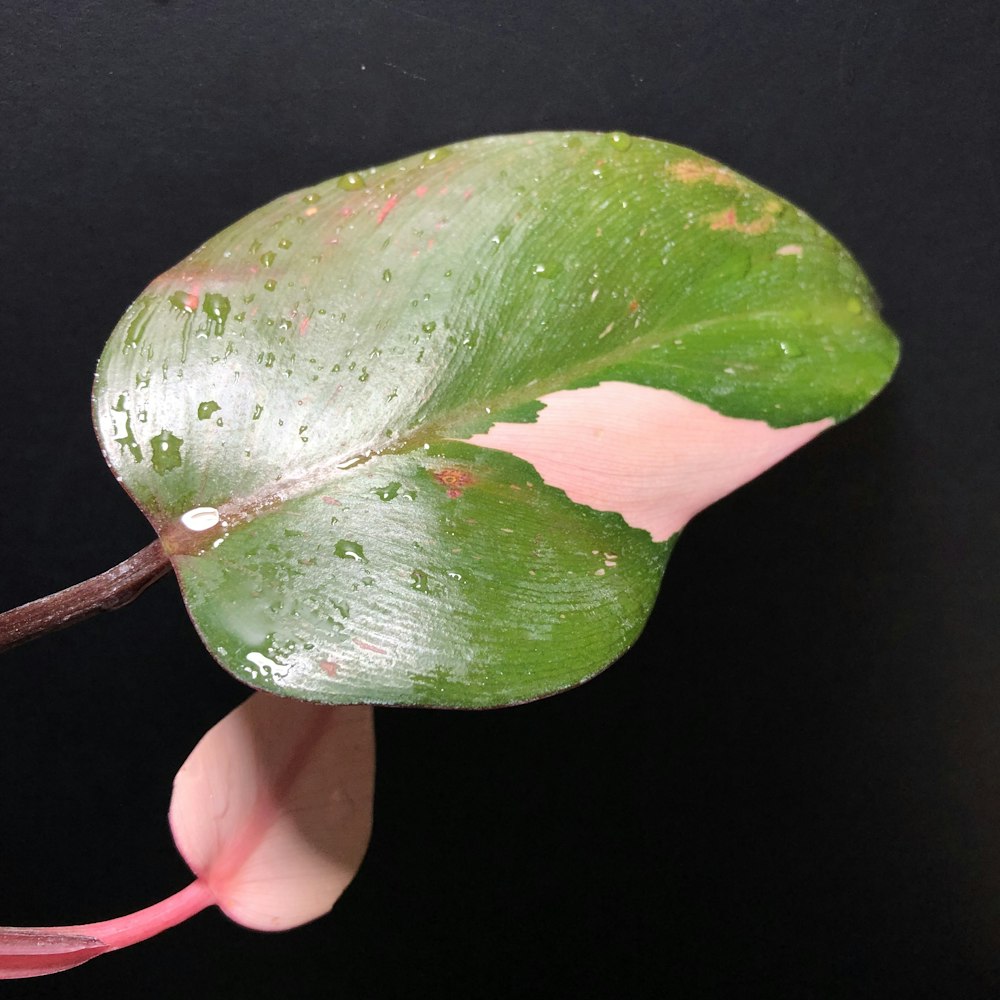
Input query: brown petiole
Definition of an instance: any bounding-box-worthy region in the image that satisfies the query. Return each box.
[0,541,171,654]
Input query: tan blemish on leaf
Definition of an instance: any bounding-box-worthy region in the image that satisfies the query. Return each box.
[776,244,804,257]
[320,660,339,677]
[670,159,746,189]
[707,199,782,236]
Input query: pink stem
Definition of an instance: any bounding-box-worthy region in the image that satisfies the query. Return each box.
[56,879,215,951]
[0,880,216,979]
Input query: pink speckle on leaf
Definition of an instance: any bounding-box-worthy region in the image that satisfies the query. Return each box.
[376,195,400,225]
[352,638,387,655]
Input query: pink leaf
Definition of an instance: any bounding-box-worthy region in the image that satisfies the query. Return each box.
[0,692,373,979]
[169,692,375,931]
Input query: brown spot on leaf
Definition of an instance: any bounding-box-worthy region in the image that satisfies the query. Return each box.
[707,200,781,236]
[432,467,475,498]
[670,159,746,189]
[320,660,339,677]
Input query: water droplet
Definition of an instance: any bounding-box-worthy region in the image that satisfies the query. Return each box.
[252,403,264,420]
[779,341,804,358]
[247,651,280,671]
[334,539,366,561]
[124,297,154,350]
[278,238,292,250]
[608,131,632,151]
[447,571,463,581]
[421,320,437,333]
[149,429,183,474]
[382,268,393,282]
[490,224,512,250]
[374,482,402,501]
[422,147,452,165]
[260,251,276,268]
[168,290,198,313]
[197,400,221,420]
[111,398,142,463]
[264,279,277,292]
[358,367,370,382]
[337,453,368,470]
[202,293,231,330]
[410,568,431,593]
[302,192,322,204]
[337,172,366,191]
[532,261,563,279]
[180,506,221,531]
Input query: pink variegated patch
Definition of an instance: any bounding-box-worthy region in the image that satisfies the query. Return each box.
[465,382,832,542]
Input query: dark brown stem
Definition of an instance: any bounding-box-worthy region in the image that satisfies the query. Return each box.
[0,541,171,654]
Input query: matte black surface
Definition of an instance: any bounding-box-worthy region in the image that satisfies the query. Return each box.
[0,2,997,997]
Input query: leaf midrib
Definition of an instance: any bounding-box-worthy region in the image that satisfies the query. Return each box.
[161,301,859,552]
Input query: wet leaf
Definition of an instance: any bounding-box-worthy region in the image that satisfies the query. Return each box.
[93,132,898,705]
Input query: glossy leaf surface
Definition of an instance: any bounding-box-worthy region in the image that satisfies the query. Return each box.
[94,132,898,705]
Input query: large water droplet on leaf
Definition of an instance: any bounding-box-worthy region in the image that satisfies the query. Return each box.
[334,539,366,561]
[181,506,222,531]
[149,429,183,474]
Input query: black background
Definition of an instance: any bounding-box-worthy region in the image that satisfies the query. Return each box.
[1,2,997,997]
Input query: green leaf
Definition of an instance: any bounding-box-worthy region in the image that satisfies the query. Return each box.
[93,132,898,706]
